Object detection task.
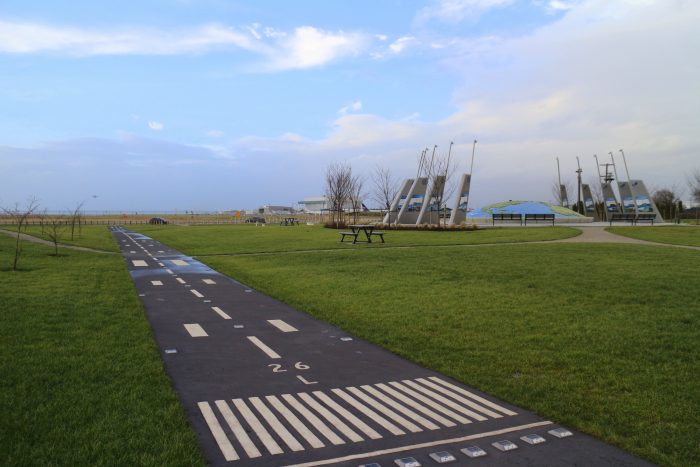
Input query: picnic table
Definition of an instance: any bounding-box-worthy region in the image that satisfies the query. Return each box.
[340,224,386,244]
[280,217,300,226]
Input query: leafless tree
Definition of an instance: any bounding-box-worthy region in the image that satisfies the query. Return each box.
[423,145,458,226]
[652,186,683,221]
[688,168,700,205]
[1,197,40,271]
[45,216,66,256]
[551,180,574,207]
[349,173,365,225]
[371,166,399,216]
[324,162,354,227]
[69,200,85,241]
[587,178,606,220]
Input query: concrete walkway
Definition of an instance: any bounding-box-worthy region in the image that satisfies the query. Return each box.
[0,228,115,254]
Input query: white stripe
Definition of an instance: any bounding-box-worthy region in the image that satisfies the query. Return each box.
[214,400,261,459]
[388,382,469,424]
[285,421,554,467]
[297,392,363,443]
[132,260,147,267]
[202,278,216,285]
[130,250,136,253]
[281,394,345,446]
[360,385,440,430]
[267,319,298,333]
[211,307,232,320]
[416,378,501,418]
[184,323,208,337]
[246,336,281,359]
[403,380,487,421]
[266,395,325,449]
[232,399,283,455]
[158,262,164,266]
[374,383,455,427]
[249,397,304,452]
[190,289,204,298]
[171,259,188,266]
[345,387,422,433]
[150,280,163,286]
[331,388,404,436]
[197,402,239,461]
[158,250,165,253]
[428,376,517,416]
[312,391,382,440]
[164,268,174,274]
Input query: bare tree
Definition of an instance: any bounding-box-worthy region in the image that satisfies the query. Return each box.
[45,216,66,256]
[652,186,682,221]
[688,168,700,205]
[324,162,354,227]
[349,173,365,225]
[588,178,606,220]
[1,197,40,271]
[371,166,399,216]
[423,145,458,226]
[551,180,574,207]
[69,200,85,241]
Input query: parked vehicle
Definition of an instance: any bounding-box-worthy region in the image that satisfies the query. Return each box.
[148,217,168,225]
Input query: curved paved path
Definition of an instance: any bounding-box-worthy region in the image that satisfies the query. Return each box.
[0,228,115,254]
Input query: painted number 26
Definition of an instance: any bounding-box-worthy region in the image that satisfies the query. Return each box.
[269,362,310,372]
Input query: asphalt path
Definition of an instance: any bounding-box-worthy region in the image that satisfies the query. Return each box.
[112,227,652,467]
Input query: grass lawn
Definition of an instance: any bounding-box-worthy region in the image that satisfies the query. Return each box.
[1,224,120,252]
[0,235,204,465]
[136,223,580,255]
[139,223,698,466]
[608,225,700,247]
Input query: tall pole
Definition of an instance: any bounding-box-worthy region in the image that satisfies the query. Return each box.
[609,152,620,182]
[556,157,562,187]
[576,156,583,214]
[593,154,602,180]
[464,139,477,214]
[619,149,632,182]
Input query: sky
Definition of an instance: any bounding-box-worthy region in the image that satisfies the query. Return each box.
[1,0,698,212]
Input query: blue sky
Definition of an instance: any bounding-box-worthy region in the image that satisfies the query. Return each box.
[1,0,698,211]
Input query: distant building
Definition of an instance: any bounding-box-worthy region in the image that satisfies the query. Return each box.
[299,196,364,214]
[258,205,295,215]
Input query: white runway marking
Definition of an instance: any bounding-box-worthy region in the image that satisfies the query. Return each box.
[198,402,239,461]
[373,383,455,427]
[345,387,422,433]
[297,393,363,443]
[232,399,283,455]
[130,250,136,253]
[416,378,501,418]
[184,323,208,337]
[132,260,148,267]
[402,380,487,421]
[165,268,174,274]
[388,382,470,424]
[281,394,346,446]
[176,278,186,284]
[247,336,281,359]
[266,395,325,449]
[151,280,163,286]
[158,262,164,266]
[428,377,517,416]
[249,397,304,452]
[202,278,216,285]
[215,400,261,458]
[190,289,204,298]
[171,259,188,266]
[360,385,440,430]
[312,391,382,440]
[267,319,298,333]
[331,388,404,436]
[158,250,164,253]
[212,307,231,319]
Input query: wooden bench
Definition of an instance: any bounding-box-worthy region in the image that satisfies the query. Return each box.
[339,231,359,243]
[609,213,636,225]
[635,213,656,225]
[524,213,555,226]
[492,213,523,225]
[369,231,385,243]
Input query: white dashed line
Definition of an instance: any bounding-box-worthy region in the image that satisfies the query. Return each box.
[246,336,281,359]
[151,280,163,286]
[202,278,216,285]
[171,259,189,266]
[190,289,204,298]
[176,278,187,284]
[267,319,298,333]
[211,307,232,319]
[132,260,148,267]
[184,323,208,337]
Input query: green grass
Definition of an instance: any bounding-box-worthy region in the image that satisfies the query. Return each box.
[136,223,580,255]
[139,224,698,466]
[0,235,204,466]
[1,224,120,252]
[608,226,700,247]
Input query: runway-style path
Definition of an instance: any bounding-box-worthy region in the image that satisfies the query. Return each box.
[112,227,651,466]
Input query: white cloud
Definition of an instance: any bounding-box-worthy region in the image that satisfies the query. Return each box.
[206,130,224,137]
[148,121,164,131]
[389,36,416,54]
[338,100,363,115]
[416,0,514,23]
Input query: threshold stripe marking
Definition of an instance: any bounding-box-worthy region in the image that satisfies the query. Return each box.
[345,387,422,433]
[190,289,204,298]
[202,278,216,285]
[360,385,440,430]
[151,280,163,286]
[285,421,554,467]
[176,277,186,284]
[197,402,239,461]
[267,395,325,449]
[428,376,518,416]
[171,259,189,266]
[247,336,281,359]
[312,391,382,440]
[374,383,456,427]
[331,388,404,436]
[267,319,298,333]
[281,394,345,446]
[403,380,487,421]
[232,399,283,455]
[297,392,363,443]
[214,400,261,459]
[389,382,470,424]
[131,260,148,267]
[212,307,232,319]
[416,378,501,418]
[184,323,208,337]
[249,397,304,452]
